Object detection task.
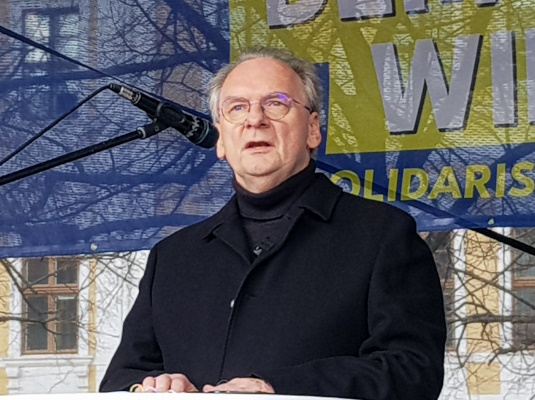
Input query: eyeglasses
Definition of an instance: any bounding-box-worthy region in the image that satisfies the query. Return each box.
[220,92,312,125]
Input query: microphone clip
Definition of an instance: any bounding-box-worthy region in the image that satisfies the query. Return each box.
[137,119,169,139]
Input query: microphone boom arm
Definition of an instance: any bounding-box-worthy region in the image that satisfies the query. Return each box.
[0,120,167,187]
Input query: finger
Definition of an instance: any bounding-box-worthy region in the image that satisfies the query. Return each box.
[215,378,273,393]
[184,381,198,392]
[155,374,172,392]
[141,376,156,392]
[169,373,198,392]
[203,384,216,392]
[229,377,255,391]
[210,380,246,392]
[169,375,188,392]
[170,379,185,392]
[256,378,274,393]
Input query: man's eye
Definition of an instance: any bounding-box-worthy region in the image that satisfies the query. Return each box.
[265,100,284,108]
[230,103,247,112]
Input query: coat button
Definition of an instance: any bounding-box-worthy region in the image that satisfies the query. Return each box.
[230,299,235,308]
[253,245,262,256]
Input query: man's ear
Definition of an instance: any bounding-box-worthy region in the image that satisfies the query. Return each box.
[307,112,322,150]
[215,123,226,159]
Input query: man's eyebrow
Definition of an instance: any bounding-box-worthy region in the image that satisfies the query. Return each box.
[265,92,290,98]
[221,95,249,102]
[222,92,291,102]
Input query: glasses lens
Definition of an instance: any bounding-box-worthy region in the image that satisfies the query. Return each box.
[261,93,291,120]
[222,98,250,124]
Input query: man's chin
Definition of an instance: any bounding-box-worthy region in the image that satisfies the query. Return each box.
[244,166,280,178]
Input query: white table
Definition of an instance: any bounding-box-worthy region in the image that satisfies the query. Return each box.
[2,393,353,400]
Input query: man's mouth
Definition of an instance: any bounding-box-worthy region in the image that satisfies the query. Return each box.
[245,141,271,149]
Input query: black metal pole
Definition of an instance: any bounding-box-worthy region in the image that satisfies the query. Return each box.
[0,120,167,187]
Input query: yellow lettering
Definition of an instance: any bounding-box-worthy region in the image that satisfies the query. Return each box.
[388,168,398,202]
[429,166,462,199]
[330,169,361,195]
[363,170,383,201]
[496,163,506,198]
[508,162,535,197]
[465,165,491,199]
[401,168,429,200]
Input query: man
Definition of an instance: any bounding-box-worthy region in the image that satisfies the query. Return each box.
[100,47,447,399]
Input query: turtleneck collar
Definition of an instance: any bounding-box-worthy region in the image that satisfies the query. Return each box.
[233,160,317,220]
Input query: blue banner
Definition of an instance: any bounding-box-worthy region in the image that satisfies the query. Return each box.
[1,0,534,258]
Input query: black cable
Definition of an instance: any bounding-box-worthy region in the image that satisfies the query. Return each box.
[316,160,535,257]
[0,85,110,167]
[0,25,115,80]
[473,228,535,257]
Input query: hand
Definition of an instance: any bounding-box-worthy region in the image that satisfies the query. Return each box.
[134,373,198,392]
[203,377,274,393]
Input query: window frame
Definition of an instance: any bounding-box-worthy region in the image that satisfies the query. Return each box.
[21,6,81,118]
[21,257,79,355]
[510,228,535,348]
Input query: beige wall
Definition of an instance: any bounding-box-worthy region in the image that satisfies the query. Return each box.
[465,230,501,352]
[0,262,11,394]
[464,231,502,395]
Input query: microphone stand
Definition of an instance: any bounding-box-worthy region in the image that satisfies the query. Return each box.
[0,120,168,187]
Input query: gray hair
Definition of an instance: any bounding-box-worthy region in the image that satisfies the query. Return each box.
[208,47,322,123]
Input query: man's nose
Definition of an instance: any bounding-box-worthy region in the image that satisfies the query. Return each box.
[244,102,269,127]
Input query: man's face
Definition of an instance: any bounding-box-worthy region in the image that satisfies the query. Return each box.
[215,57,321,193]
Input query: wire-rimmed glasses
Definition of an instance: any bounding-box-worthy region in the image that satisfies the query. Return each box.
[220,92,312,125]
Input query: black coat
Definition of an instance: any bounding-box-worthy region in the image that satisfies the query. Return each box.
[100,174,446,399]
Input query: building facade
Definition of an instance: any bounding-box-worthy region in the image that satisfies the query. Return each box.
[1,229,535,398]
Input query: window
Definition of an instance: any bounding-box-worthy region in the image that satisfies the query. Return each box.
[510,228,535,348]
[22,257,79,354]
[22,8,80,118]
[423,231,456,349]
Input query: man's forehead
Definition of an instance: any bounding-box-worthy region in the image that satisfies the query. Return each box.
[221,57,302,97]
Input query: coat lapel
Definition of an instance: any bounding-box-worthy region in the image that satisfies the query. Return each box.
[209,197,252,264]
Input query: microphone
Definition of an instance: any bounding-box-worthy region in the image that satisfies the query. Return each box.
[109,83,218,149]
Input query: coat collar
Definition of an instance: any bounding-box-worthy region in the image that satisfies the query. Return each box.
[298,173,342,221]
[201,172,342,241]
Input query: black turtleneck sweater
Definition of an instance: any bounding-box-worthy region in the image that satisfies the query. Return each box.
[233,160,316,257]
